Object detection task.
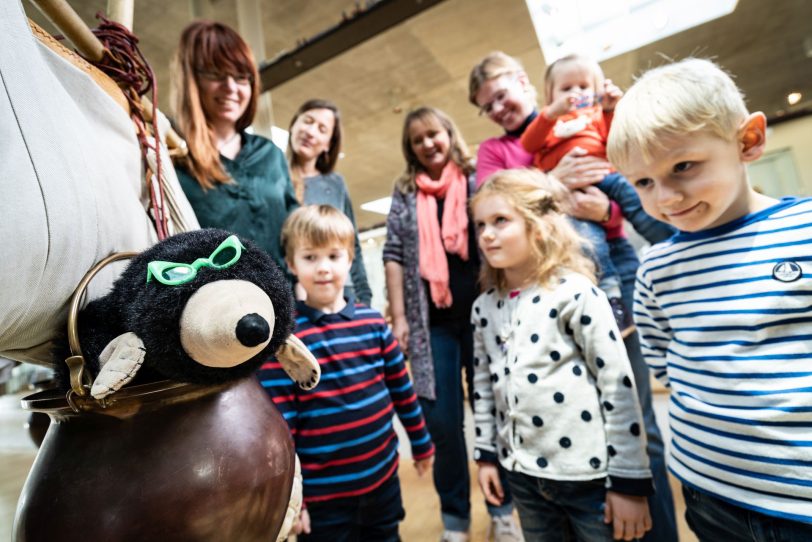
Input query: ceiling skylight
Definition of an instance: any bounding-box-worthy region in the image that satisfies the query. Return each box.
[526,0,739,64]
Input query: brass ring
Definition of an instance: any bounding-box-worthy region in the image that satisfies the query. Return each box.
[65,251,139,395]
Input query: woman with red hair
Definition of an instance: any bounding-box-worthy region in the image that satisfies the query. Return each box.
[172,21,298,279]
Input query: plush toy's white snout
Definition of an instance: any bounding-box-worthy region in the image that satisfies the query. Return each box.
[180,280,275,368]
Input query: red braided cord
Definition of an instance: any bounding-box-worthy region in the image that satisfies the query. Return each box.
[84,13,169,240]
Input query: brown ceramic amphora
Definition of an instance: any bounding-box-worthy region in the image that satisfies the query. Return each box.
[12,376,294,541]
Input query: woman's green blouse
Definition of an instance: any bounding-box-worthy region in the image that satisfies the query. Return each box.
[177,133,299,280]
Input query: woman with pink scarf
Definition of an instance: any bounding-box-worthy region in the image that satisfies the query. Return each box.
[383,107,522,542]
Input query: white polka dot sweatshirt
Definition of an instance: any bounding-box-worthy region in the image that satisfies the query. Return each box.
[471,273,653,496]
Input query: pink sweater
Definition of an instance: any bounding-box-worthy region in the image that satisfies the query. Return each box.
[475,134,533,188]
[475,133,624,239]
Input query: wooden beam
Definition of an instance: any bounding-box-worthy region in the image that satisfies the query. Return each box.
[259,0,446,91]
[30,0,105,61]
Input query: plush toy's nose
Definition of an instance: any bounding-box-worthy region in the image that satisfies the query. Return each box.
[236,313,270,347]
[180,280,275,368]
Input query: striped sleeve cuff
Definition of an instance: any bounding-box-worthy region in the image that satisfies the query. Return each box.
[410,434,434,459]
[412,443,435,460]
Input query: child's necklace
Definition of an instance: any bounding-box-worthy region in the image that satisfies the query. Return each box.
[496,289,523,356]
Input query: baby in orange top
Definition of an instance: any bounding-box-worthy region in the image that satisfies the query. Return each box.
[521,54,675,335]
[522,54,622,171]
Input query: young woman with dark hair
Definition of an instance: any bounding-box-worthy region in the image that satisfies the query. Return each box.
[287,99,371,304]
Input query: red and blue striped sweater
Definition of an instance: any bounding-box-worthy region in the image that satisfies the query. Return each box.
[258,299,434,503]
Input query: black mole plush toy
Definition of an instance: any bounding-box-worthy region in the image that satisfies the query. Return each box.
[56,228,319,399]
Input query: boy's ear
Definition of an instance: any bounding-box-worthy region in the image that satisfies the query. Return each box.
[286,258,297,277]
[738,112,767,163]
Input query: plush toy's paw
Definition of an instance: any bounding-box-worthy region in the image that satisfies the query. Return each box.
[90,332,146,399]
[276,334,320,390]
[276,454,303,542]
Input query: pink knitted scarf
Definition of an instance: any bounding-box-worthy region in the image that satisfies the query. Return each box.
[415,161,469,308]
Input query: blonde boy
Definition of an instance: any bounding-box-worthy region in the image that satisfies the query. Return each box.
[608,58,812,537]
[259,205,434,541]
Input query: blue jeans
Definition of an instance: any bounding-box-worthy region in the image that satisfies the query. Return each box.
[612,239,677,542]
[571,218,620,295]
[506,472,614,541]
[598,172,676,245]
[421,322,513,532]
[682,485,812,542]
[300,473,404,542]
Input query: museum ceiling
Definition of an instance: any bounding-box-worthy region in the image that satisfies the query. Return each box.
[25,0,812,228]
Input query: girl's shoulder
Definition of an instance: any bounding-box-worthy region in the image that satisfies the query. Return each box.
[548,273,600,300]
[558,271,596,286]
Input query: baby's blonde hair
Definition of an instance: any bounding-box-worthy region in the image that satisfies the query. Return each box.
[470,169,596,292]
[281,205,356,261]
[468,51,538,106]
[607,58,749,171]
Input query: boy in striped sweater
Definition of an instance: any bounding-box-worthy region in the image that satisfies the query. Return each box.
[259,204,434,541]
[607,58,812,540]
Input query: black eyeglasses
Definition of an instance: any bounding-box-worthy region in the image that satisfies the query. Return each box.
[196,70,253,86]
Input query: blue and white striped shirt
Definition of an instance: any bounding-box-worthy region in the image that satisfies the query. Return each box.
[634,197,812,524]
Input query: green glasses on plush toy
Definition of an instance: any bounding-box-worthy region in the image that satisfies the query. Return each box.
[147,235,246,285]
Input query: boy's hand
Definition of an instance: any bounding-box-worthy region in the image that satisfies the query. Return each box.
[603,491,651,541]
[414,455,434,477]
[292,508,311,535]
[545,92,578,119]
[602,79,623,111]
[477,462,504,506]
[392,317,410,355]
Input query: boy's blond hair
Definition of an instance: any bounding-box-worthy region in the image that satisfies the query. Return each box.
[543,54,604,105]
[281,205,356,261]
[468,51,538,105]
[470,169,596,292]
[607,58,749,171]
